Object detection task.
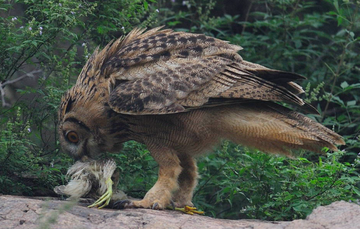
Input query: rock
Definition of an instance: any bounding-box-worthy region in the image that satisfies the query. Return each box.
[0,195,359,229]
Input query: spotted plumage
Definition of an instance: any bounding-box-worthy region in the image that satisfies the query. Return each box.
[58,27,344,210]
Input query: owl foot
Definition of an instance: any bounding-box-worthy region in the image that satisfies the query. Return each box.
[113,199,169,210]
[88,177,113,209]
[113,199,203,214]
[170,205,204,215]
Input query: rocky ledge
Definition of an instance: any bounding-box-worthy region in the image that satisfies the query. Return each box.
[0,195,359,229]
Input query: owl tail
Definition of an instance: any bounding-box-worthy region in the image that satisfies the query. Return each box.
[217,102,345,156]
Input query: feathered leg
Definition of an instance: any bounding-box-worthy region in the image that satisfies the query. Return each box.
[172,155,198,207]
[114,146,182,209]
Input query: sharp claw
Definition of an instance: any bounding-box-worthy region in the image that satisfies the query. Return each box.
[113,199,132,209]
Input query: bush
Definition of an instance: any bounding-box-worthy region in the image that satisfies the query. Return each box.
[194,142,360,220]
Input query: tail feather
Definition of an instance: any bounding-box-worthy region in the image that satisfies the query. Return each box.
[217,102,344,156]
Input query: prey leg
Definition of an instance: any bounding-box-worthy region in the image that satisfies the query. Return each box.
[88,177,113,209]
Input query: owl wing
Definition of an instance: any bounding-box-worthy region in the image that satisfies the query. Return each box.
[102,27,306,115]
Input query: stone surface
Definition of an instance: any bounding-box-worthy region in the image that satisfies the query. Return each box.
[0,195,359,229]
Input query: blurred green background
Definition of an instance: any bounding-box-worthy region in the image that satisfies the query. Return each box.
[1,0,359,220]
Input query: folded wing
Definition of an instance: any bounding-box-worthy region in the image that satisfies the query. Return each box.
[99,27,306,115]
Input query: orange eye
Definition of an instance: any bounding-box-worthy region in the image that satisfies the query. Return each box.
[66,131,79,143]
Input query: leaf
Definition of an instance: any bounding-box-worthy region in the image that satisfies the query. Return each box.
[352,188,360,197]
[342,83,360,91]
[347,100,356,106]
[284,193,294,201]
[340,81,349,89]
[337,15,343,26]
[294,39,302,48]
[167,21,181,26]
[143,0,148,10]
[97,25,104,34]
[333,0,339,13]
[331,95,344,106]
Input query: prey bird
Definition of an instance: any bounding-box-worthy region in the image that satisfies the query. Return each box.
[58,27,345,211]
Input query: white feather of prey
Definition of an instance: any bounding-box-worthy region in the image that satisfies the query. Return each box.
[54,159,117,198]
[61,175,92,198]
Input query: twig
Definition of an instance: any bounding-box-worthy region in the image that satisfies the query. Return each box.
[305,171,341,202]
[193,159,228,198]
[241,0,253,35]
[2,69,42,87]
[322,48,346,122]
[0,82,10,107]
[0,69,42,107]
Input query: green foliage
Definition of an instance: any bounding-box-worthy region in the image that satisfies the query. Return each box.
[79,0,159,45]
[1,0,92,83]
[1,0,359,222]
[0,0,156,195]
[193,142,360,220]
[0,108,34,194]
[0,107,72,195]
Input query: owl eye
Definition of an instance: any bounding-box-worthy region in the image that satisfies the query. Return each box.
[66,131,79,143]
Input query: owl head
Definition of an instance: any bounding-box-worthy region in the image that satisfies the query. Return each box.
[57,33,128,161]
[58,90,128,161]
[58,87,108,161]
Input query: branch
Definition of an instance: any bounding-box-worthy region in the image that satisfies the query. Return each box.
[0,69,42,107]
[241,1,253,35]
[2,69,42,87]
[0,82,10,107]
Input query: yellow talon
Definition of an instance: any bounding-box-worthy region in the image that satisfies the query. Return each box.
[88,177,113,209]
[174,205,204,215]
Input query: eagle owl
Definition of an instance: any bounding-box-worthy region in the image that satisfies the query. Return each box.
[58,27,344,210]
